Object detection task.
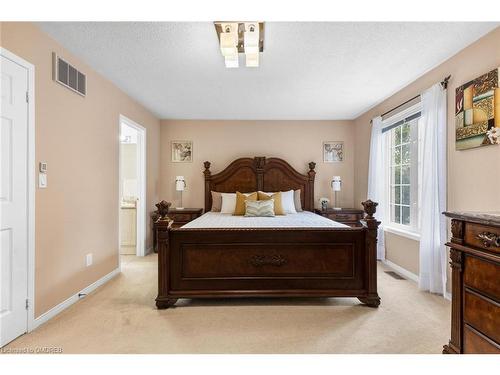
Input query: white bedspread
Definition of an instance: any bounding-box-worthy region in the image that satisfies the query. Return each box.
[182,211,349,228]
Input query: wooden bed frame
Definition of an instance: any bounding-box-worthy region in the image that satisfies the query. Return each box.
[156,157,380,309]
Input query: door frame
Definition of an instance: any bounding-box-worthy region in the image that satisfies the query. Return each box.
[118,115,147,257]
[0,47,36,333]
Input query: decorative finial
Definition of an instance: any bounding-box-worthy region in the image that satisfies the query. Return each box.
[204,161,211,171]
[155,200,171,220]
[361,199,378,220]
[309,162,316,171]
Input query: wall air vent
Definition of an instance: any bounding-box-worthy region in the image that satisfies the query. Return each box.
[52,53,86,96]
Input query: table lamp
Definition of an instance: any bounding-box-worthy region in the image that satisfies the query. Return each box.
[175,176,186,209]
[331,176,342,210]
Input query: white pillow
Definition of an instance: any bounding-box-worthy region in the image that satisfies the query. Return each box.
[280,190,297,214]
[220,192,254,214]
[220,193,237,214]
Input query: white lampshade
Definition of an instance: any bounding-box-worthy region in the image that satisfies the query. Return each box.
[220,23,238,58]
[224,54,239,68]
[331,176,342,191]
[175,176,186,191]
[245,53,259,67]
[244,23,259,54]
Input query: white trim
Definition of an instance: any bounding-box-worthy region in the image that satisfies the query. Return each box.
[444,292,452,301]
[0,47,37,334]
[119,115,147,257]
[382,259,419,283]
[384,224,421,242]
[32,268,119,330]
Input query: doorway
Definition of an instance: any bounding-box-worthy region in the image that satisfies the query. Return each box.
[0,48,35,347]
[119,115,146,257]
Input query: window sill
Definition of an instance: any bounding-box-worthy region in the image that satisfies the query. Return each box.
[384,225,420,242]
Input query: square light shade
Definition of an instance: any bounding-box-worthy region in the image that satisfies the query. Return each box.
[175,176,186,191]
[331,176,342,191]
[220,23,238,58]
[245,53,259,67]
[244,25,259,55]
[225,55,239,68]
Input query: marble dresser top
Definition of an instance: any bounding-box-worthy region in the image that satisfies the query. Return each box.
[444,211,500,227]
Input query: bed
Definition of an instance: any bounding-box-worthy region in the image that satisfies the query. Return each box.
[156,156,381,308]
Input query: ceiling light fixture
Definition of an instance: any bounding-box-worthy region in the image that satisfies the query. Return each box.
[219,23,239,68]
[214,22,264,68]
[244,23,259,67]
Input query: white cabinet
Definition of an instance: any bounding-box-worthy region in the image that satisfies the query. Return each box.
[120,206,136,254]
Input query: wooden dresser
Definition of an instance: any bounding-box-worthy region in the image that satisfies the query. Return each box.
[314,208,364,227]
[443,211,500,354]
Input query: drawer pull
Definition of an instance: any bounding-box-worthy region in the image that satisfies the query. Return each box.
[250,254,287,267]
[476,232,500,248]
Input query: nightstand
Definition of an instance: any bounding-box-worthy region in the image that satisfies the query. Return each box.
[314,208,364,227]
[168,208,203,228]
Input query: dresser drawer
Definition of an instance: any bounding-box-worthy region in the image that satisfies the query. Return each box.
[464,290,500,344]
[464,325,500,354]
[464,256,500,301]
[170,213,193,223]
[464,223,500,253]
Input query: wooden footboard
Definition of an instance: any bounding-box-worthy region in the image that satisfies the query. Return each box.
[156,200,380,309]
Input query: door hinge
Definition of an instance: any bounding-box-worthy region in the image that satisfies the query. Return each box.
[25,299,29,310]
[26,92,29,103]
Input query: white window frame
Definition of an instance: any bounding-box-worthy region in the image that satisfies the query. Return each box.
[382,102,421,240]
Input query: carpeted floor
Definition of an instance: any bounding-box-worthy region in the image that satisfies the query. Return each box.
[4,254,450,354]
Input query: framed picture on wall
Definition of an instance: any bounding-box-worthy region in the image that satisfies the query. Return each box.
[171,140,193,163]
[323,141,344,162]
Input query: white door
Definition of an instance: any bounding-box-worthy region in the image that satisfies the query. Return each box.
[0,54,29,347]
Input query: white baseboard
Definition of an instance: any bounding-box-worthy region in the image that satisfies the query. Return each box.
[31,268,120,331]
[382,259,419,283]
[444,292,452,301]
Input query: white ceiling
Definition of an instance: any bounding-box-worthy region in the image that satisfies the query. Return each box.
[37,22,498,120]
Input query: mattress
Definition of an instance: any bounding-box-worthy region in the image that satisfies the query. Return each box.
[181,211,349,229]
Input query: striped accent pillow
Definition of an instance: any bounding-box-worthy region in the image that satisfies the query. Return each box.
[244,199,275,217]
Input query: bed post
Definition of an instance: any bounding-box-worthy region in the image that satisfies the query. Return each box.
[155,201,176,309]
[359,199,381,307]
[204,161,211,212]
[307,162,316,211]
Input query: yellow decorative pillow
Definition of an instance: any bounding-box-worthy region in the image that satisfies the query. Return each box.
[257,191,284,215]
[233,191,258,215]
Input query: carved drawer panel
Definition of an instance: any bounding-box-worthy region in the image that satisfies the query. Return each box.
[464,290,500,344]
[464,223,500,253]
[463,325,500,354]
[464,256,500,301]
[328,213,360,222]
[181,243,355,279]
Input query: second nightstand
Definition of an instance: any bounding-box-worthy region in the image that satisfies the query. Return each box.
[314,208,364,227]
[168,208,203,228]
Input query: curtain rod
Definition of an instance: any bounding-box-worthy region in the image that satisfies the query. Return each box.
[370,75,451,123]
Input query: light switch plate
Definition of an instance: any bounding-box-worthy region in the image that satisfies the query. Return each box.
[39,162,47,173]
[38,173,47,188]
[86,253,93,267]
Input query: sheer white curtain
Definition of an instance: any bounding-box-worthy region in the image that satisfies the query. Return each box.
[418,83,447,296]
[367,116,386,260]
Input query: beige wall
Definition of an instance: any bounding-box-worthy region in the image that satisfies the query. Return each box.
[385,233,419,275]
[160,120,355,209]
[354,27,500,286]
[1,22,160,317]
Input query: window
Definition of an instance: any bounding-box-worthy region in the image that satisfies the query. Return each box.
[383,105,420,234]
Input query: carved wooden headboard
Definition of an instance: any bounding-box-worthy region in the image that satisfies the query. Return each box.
[203,157,316,212]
